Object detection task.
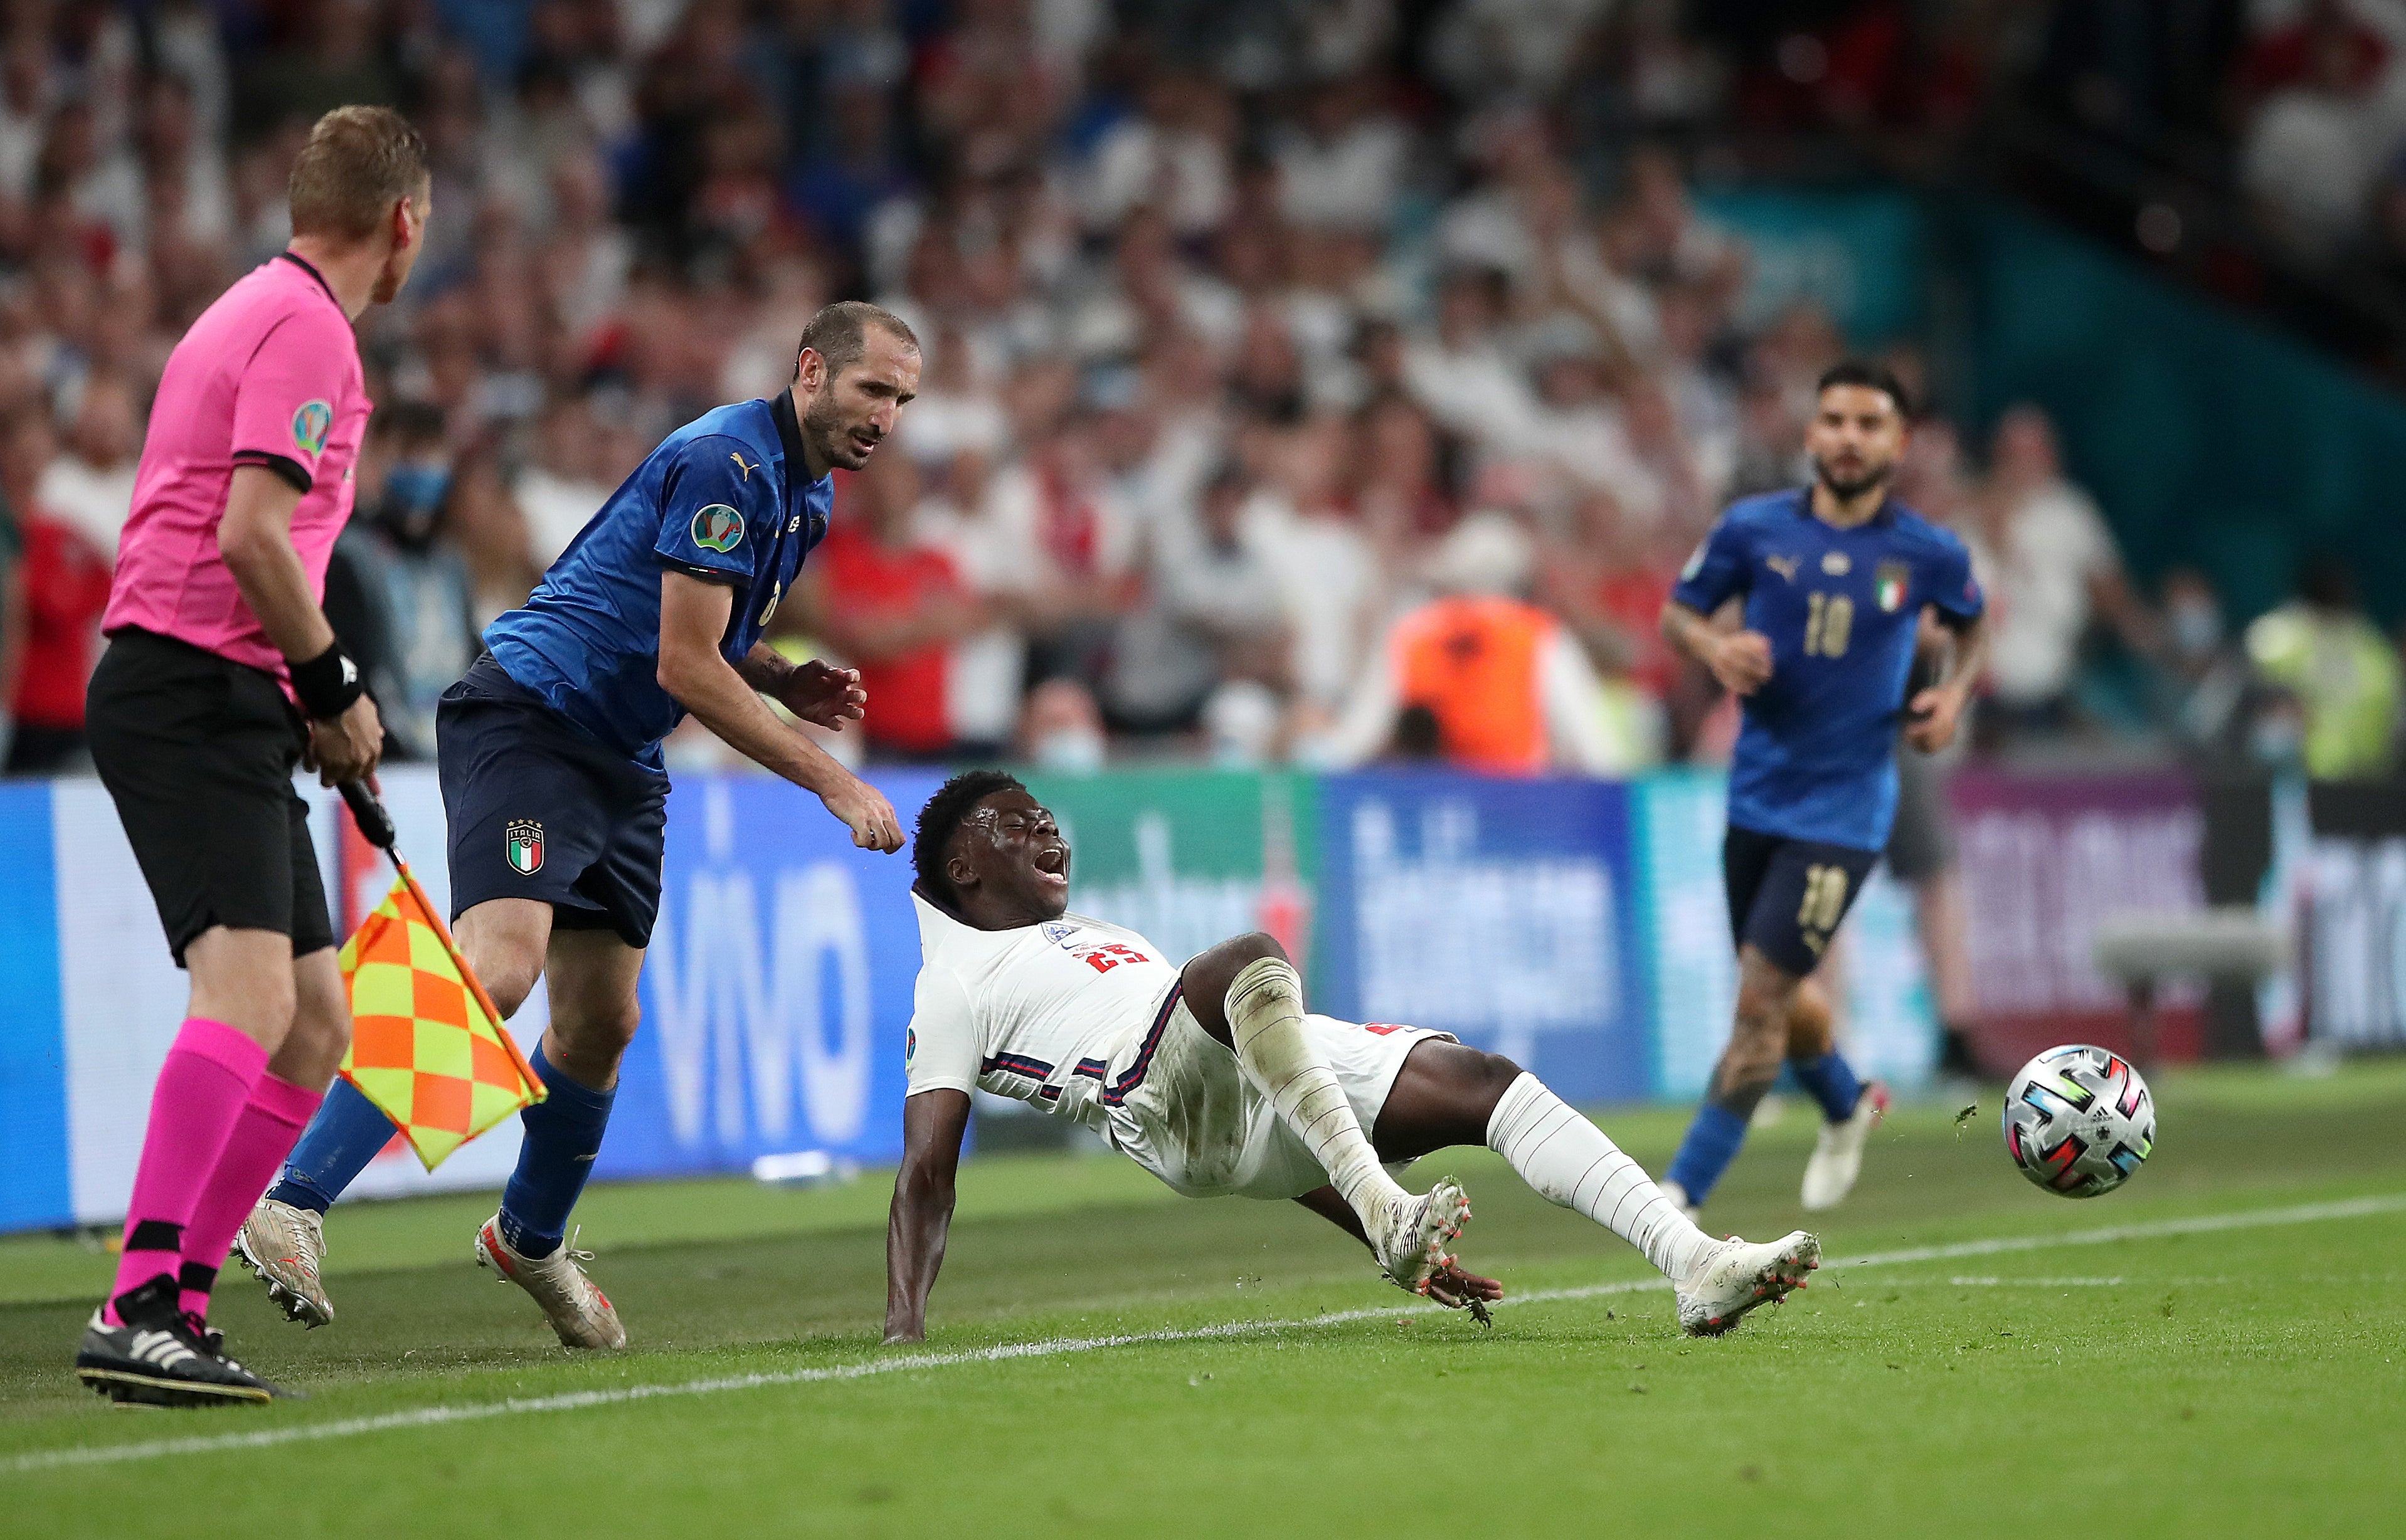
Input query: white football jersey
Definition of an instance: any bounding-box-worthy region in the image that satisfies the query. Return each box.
[905,892,1184,1135]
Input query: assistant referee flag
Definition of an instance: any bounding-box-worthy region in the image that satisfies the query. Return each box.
[337,868,544,1169]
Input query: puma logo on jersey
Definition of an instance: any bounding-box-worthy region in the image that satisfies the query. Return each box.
[1766,554,1799,582]
[730,451,758,482]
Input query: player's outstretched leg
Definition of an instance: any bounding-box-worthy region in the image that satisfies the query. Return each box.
[242,1076,387,1326]
[1185,936,1468,1293]
[1784,978,1889,1211]
[1661,946,1799,1218]
[241,898,552,1328]
[1377,1042,1816,1336]
[474,924,639,1349]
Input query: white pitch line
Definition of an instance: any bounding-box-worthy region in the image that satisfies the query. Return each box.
[9,1191,2401,1475]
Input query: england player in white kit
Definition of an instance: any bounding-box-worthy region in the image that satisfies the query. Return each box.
[884,771,1824,1342]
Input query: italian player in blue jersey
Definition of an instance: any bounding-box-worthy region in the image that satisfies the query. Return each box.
[234,302,921,1347]
[1656,361,1987,1221]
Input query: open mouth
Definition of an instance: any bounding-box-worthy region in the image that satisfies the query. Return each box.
[1033,845,1068,880]
[851,430,880,456]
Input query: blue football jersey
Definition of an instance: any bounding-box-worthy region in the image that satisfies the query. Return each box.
[483,392,832,764]
[1671,488,1984,851]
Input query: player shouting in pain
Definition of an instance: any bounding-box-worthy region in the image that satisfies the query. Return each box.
[1656,362,1987,1221]
[884,772,1821,1343]
[236,303,920,1350]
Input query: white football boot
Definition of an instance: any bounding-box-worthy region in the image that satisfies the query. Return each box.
[1371,1178,1472,1295]
[1675,1230,1821,1337]
[1800,1081,1890,1212]
[234,1197,334,1327]
[474,1216,627,1349]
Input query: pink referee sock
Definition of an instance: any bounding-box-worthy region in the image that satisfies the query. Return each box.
[178,1072,325,1321]
[105,1018,267,1325]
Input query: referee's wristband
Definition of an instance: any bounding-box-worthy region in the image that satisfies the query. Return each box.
[290,641,364,720]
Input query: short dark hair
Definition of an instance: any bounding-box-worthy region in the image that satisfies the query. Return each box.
[796,300,919,381]
[1815,359,1910,418]
[912,769,1027,907]
[289,106,429,242]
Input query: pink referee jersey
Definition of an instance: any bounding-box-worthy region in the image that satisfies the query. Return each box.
[102,252,370,680]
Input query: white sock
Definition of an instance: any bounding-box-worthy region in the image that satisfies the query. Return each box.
[1486,1072,1710,1281]
[1224,957,1406,1223]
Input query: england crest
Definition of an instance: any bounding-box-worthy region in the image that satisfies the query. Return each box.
[1041,920,1077,945]
[1874,560,1910,613]
[506,819,544,875]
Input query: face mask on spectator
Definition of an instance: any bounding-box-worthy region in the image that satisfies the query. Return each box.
[1030,721,1107,774]
[2168,598,2222,659]
[377,461,452,551]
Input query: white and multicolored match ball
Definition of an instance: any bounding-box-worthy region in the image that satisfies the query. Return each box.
[2002,1045,2156,1199]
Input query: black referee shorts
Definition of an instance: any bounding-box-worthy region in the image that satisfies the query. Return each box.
[1724,823,1879,979]
[86,628,335,968]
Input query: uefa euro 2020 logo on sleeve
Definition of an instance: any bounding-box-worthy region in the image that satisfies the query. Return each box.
[291,399,333,458]
[691,503,745,554]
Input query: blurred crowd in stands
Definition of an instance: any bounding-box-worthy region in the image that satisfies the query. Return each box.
[0,0,2399,784]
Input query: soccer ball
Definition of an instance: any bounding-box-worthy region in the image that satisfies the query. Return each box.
[2002,1045,2155,1198]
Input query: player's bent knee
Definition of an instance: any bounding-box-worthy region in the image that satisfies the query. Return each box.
[1211,932,1290,975]
[558,998,642,1062]
[1468,1048,1524,1099]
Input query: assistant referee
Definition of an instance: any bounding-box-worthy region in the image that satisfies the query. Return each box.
[72,107,430,1408]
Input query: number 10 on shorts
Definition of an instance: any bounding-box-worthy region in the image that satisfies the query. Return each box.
[1797,863,1848,953]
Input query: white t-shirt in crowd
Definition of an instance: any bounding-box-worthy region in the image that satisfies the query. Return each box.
[515,465,612,569]
[38,454,138,557]
[1248,494,1384,712]
[1987,478,2118,706]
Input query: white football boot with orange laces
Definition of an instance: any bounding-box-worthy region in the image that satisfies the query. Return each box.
[474,1215,626,1349]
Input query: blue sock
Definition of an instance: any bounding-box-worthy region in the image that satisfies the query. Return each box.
[497,1045,613,1260]
[1791,1052,1864,1124]
[1664,1102,1750,1208]
[267,1077,400,1215]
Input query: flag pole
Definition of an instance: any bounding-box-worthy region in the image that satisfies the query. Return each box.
[338,781,541,1093]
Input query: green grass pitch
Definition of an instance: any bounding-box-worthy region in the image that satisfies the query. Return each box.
[3,1062,2402,1537]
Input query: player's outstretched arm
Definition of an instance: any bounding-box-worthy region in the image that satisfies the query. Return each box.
[884,1089,970,1345]
[657,570,901,850]
[1291,1185,1503,1309]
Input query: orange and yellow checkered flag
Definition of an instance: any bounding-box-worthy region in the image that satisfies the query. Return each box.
[336,864,544,1170]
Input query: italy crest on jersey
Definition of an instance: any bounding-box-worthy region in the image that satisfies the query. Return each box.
[691,503,745,554]
[1874,561,1910,613]
[506,819,544,875]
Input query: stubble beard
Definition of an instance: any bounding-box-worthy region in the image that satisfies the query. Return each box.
[1814,455,1893,504]
[803,393,874,471]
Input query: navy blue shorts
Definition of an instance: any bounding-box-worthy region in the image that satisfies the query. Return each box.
[438,658,669,948]
[1724,824,1879,979]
